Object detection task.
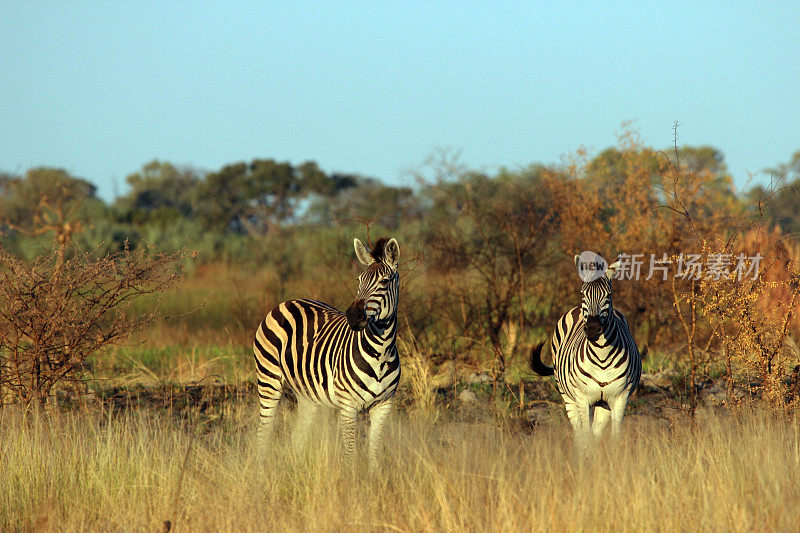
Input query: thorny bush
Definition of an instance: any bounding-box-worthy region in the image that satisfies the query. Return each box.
[0,244,185,408]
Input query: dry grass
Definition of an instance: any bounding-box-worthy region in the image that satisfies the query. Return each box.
[2,404,799,532]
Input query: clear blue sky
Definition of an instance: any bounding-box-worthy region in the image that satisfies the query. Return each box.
[1,1,798,200]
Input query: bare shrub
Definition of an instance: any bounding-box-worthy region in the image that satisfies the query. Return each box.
[0,244,185,408]
[417,151,559,379]
[645,130,800,416]
[702,232,800,415]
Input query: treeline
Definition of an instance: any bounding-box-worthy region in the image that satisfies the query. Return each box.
[1,134,800,413]
[0,144,798,262]
[0,157,422,260]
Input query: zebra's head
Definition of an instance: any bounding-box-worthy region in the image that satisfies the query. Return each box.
[345,237,400,331]
[574,256,620,342]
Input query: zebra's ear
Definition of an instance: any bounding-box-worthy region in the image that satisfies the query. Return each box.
[384,238,400,269]
[354,238,373,266]
[606,260,621,280]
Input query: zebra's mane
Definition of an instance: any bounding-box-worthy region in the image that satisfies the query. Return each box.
[370,237,391,262]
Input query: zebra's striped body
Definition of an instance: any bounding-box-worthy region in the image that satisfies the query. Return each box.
[254,237,401,467]
[531,257,640,449]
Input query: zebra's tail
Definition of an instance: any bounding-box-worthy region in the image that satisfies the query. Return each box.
[529,342,554,376]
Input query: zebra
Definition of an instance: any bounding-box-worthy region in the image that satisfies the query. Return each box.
[530,257,641,451]
[253,236,401,468]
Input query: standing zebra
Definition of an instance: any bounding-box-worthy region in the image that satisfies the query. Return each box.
[530,256,641,450]
[254,237,401,467]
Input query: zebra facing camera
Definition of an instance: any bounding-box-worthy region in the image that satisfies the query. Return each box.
[575,251,608,283]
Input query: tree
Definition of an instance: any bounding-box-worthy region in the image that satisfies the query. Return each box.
[420,159,559,377]
[305,176,417,229]
[751,150,800,235]
[198,159,352,235]
[0,167,98,267]
[116,160,201,225]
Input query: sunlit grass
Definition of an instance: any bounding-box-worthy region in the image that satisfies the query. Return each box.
[96,344,251,385]
[2,405,798,531]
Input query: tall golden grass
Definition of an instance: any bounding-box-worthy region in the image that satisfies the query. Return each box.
[2,404,798,532]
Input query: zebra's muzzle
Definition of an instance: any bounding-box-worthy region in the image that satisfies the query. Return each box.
[584,315,602,342]
[346,300,369,331]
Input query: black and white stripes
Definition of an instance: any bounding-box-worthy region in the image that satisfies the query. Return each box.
[531,257,641,450]
[254,237,401,467]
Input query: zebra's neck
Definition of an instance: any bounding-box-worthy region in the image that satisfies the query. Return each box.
[368,313,396,337]
[363,312,397,352]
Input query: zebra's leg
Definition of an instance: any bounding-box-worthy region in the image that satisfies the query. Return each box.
[256,376,283,446]
[255,350,284,447]
[338,406,359,461]
[564,398,592,454]
[591,405,611,438]
[292,396,321,450]
[367,398,394,471]
[609,394,629,438]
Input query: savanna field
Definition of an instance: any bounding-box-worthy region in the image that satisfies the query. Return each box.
[2,138,800,531]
